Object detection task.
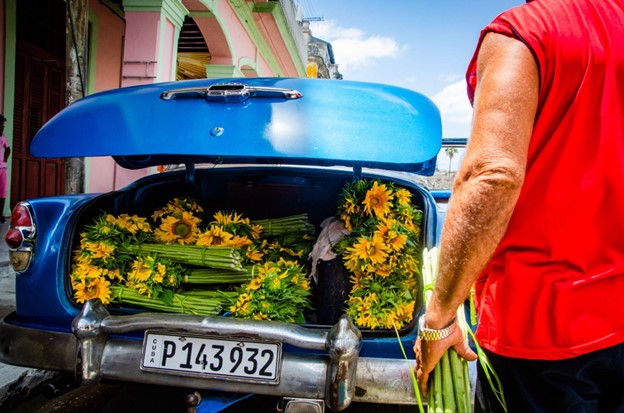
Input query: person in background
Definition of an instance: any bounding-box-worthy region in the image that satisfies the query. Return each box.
[0,115,11,223]
[413,0,624,411]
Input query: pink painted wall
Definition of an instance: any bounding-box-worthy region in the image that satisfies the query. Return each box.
[121,12,161,87]
[87,0,126,194]
[86,2,156,193]
[89,8,179,193]
[215,1,262,72]
[162,18,176,81]
[90,0,124,92]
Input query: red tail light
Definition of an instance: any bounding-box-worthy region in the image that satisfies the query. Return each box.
[5,228,23,249]
[11,203,33,227]
[6,202,35,272]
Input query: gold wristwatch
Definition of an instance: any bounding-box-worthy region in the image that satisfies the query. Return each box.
[418,315,456,341]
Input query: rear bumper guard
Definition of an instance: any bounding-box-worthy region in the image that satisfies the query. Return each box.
[0,300,418,410]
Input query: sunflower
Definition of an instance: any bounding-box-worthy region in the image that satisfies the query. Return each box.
[118,214,152,235]
[231,259,312,322]
[247,276,263,291]
[154,211,201,244]
[71,262,103,284]
[229,235,253,248]
[394,188,412,206]
[345,236,388,266]
[102,268,124,283]
[128,257,153,282]
[196,225,234,246]
[212,211,248,226]
[73,277,111,305]
[362,181,394,219]
[244,245,265,262]
[386,230,408,252]
[152,197,203,221]
[342,197,357,215]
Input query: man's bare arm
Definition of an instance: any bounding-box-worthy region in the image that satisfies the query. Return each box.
[426,32,539,328]
[414,32,539,395]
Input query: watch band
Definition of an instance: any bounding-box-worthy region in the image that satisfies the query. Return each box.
[418,315,456,341]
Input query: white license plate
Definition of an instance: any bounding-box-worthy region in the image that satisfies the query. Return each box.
[141,332,281,384]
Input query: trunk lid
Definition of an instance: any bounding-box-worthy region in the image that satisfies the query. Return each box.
[30,78,442,175]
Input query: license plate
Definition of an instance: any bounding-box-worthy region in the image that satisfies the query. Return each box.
[141,331,281,384]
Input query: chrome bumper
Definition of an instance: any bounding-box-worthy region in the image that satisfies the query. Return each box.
[0,301,418,410]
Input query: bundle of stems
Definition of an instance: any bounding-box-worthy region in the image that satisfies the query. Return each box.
[110,285,227,316]
[177,289,239,299]
[251,214,315,236]
[184,266,255,284]
[123,244,243,270]
[422,247,472,413]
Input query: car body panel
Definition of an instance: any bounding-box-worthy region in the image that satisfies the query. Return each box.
[2,78,448,411]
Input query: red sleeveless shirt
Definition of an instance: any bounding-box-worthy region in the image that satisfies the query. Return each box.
[466,0,624,360]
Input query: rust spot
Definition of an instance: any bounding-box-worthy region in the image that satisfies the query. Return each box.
[355,386,366,397]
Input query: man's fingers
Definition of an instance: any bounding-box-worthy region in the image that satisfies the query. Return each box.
[453,340,478,362]
[415,366,429,397]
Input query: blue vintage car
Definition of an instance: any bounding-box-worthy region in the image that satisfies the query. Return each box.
[0,78,446,412]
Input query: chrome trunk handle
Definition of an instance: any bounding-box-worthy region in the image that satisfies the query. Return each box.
[161,83,303,102]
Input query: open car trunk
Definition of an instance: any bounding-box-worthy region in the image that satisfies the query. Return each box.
[68,165,431,336]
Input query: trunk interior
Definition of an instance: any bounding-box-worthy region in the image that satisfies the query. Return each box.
[68,165,427,336]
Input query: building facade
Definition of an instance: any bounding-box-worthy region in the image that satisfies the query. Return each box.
[1,0,340,216]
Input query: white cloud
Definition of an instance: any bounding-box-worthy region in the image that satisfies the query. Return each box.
[310,20,402,73]
[438,73,462,83]
[431,79,473,138]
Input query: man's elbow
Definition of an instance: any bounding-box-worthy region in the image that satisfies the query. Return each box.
[454,162,525,194]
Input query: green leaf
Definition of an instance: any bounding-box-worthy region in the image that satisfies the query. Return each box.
[160,289,174,305]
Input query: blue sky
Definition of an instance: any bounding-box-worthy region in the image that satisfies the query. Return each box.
[298,0,525,143]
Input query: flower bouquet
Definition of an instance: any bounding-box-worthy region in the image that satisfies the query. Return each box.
[70,197,317,321]
[320,179,423,330]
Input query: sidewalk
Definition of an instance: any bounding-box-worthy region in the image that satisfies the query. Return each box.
[0,221,56,406]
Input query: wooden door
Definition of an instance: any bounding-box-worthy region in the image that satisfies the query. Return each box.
[12,0,67,207]
[12,41,66,206]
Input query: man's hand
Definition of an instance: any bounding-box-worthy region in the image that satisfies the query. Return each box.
[413,320,477,396]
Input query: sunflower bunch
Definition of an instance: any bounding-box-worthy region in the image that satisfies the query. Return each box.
[74,213,153,269]
[257,234,315,265]
[70,213,154,305]
[125,254,187,301]
[229,258,313,323]
[70,198,319,322]
[195,211,315,268]
[334,179,423,329]
[152,198,204,245]
[196,210,261,248]
[346,271,417,329]
[70,262,116,305]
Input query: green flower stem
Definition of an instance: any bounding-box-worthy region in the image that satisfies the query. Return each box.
[185,267,254,284]
[180,289,238,299]
[422,247,475,413]
[432,362,443,412]
[251,214,315,236]
[449,349,470,412]
[110,285,226,316]
[123,244,243,270]
[392,323,425,413]
[466,327,508,412]
[441,351,456,412]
